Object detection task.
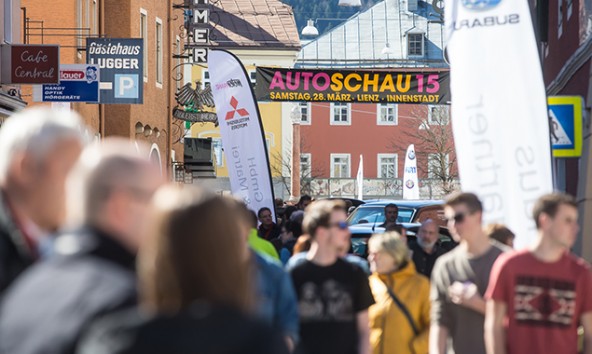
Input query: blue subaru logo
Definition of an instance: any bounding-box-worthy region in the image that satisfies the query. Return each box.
[461,0,501,10]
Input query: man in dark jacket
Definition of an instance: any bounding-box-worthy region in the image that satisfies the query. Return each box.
[408,219,453,278]
[0,139,162,354]
[0,107,85,293]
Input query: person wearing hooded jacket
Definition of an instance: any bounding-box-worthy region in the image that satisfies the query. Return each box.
[367,232,430,354]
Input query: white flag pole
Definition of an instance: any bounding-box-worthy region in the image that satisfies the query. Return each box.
[403,144,419,200]
[356,154,363,200]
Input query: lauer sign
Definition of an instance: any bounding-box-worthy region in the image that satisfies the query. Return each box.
[1,44,60,84]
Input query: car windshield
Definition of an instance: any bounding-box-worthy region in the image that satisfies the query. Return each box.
[347,206,414,225]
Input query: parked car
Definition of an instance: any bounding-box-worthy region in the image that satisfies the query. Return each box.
[347,200,446,227]
[349,222,457,258]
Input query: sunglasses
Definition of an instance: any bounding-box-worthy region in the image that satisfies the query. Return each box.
[329,221,349,230]
[446,212,470,224]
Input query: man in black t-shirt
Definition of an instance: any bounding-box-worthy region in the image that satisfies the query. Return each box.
[289,200,375,354]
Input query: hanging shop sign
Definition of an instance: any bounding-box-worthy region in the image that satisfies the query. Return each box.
[33,64,100,103]
[185,0,211,64]
[86,38,143,104]
[255,67,450,104]
[0,44,60,84]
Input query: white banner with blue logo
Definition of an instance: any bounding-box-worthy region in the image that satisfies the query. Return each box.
[445,0,553,248]
[403,144,419,200]
[207,49,276,220]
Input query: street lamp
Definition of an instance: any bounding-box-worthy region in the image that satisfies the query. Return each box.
[300,18,350,37]
[301,19,319,37]
[381,42,395,55]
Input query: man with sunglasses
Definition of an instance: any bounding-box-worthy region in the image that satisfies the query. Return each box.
[429,192,508,354]
[485,193,592,354]
[289,200,375,354]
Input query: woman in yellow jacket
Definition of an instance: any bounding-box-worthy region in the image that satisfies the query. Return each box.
[367,232,430,354]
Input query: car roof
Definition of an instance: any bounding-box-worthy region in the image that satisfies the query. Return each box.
[358,200,444,208]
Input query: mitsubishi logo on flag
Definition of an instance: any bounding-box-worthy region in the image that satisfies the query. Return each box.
[226,96,249,120]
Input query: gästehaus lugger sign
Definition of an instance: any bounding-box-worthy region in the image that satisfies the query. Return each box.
[86,38,143,104]
[256,67,450,105]
[187,0,211,64]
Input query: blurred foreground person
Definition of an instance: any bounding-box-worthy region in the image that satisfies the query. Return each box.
[484,223,515,248]
[367,232,430,354]
[430,192,508,354]
[485,193,592,354]
[235,201,299,351]
[78,186,288,354]
[289,200,374,354]
[0,107,85,293]
[0,139,161,354]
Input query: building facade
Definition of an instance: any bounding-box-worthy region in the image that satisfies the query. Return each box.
[0,0,28,122]
[533,0,592,259]
[295,0,456,199]
[16,0,184,173]
[184,0,301,199]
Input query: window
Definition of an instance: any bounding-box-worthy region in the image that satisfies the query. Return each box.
[428,106,450,125]
[91,0,98,35]
[301,153,312,177]
[299,102,311,125]
[407,33,424,57]
[202,70,210,88]
[377,104,397,125]
[567,0,573,19]
[4,0,13,43]
[212,138,224,167]
[331,154,351,178]
[156,18,163,86]
[331,103,351,125]
[377,154,398,178]
[428,153,449,179]
[76,0,84,49]
[558,0,563,37]
[140,10,148,80]
[249,70,257,88]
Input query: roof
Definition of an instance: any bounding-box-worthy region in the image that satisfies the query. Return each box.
[297,0,447,68]
[209,0,301,50]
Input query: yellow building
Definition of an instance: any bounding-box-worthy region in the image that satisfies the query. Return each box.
[182,0,300,196]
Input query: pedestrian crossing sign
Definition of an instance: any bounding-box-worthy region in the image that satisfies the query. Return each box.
[548,96,583,158]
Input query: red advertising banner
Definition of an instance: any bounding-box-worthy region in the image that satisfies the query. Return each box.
[255,67,450,105]
[4,45,60,84]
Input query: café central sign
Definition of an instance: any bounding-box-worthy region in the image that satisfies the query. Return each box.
[0,44,60,84]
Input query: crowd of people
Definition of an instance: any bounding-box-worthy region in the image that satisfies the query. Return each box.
[0,107,590,354]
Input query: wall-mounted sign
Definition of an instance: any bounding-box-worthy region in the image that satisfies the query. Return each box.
[32,64,100,103]
[256,67,450,104]
[0,44,60,84]
[548,96,583,158]
[185,0,210,64]
[86,38,143,104]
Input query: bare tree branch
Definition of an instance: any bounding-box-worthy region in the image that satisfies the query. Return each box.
[389,105,458,195]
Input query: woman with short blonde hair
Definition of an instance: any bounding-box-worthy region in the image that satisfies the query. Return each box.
[367,231,431,354]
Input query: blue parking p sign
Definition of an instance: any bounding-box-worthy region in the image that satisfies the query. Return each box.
[114,74,139,99]
[86,38,143,104]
